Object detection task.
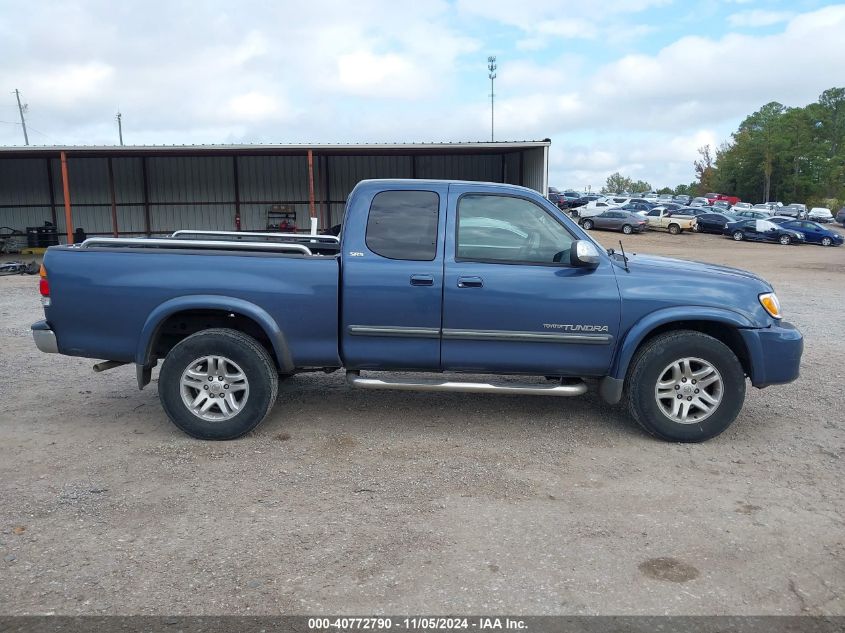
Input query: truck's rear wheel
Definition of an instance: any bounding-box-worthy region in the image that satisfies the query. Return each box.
[159,328,278,440]
[626,330,745,442]
[668,223,681,235]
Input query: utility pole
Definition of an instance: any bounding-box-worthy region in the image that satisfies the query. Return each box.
[14,89,29,146]
[116,111,124,146]
[487,56,497,142]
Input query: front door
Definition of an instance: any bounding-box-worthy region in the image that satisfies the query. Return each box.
[440,184,621,377]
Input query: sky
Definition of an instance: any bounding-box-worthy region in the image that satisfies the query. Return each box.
[1,0,843,190]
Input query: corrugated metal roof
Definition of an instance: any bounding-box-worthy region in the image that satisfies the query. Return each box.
[0,140,550,158]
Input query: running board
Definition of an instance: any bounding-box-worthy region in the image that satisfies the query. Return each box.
[345,371,587,397]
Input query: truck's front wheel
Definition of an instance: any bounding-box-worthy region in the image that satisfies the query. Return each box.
[626,330,745,442]
[159,328,279,440]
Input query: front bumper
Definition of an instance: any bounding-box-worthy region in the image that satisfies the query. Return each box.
[740,321,803,388]
[32,320,58,354]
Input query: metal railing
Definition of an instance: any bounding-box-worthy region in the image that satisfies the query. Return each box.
[78,237,313,255]
[170,230,339,244]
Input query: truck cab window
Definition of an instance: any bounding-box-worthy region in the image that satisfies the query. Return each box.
[456,194,574,264]
[365,190,439,260]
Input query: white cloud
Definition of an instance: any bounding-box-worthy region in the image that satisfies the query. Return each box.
[336,51,418,98]
[727,9,795,27]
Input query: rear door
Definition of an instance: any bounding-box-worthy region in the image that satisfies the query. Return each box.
[440,184,621,376]
[340,185,447,370]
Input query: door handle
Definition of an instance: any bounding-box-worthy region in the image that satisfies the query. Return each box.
[457,276,483,288]
[410,274,434,286]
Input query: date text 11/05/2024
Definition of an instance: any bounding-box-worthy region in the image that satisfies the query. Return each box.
[307,617,527,630]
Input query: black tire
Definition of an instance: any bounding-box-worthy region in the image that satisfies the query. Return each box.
[582,219,594,230]
[779,235,791,245]
[626,330,746,442]
[732,231,744,241]
[159,328,279,440]
[821,237,832,246]
[668,224,681,235]
[622,224,633,235]
[692,223,701,233]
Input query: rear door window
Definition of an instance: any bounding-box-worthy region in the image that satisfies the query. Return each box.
[365,191,439,260]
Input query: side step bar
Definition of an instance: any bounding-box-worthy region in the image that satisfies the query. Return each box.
[345,371,587,397]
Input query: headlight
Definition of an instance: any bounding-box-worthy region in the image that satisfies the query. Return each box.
[797,232,805,239]
[759,292,782,319]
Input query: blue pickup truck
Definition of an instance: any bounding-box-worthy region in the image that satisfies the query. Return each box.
[32,179,803,442]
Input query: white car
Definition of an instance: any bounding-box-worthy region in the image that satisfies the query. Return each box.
[732,202,753,210]
[572,199,618,219]
[808,207,834,223]
[690,197,709,207]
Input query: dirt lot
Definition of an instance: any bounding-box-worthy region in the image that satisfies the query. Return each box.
[1,228,843,615]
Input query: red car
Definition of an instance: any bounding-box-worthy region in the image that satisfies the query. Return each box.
[705,192,741,206]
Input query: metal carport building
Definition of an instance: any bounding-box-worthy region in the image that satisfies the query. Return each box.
[0,141,550,244]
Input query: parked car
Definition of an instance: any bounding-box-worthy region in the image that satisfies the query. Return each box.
[650,203,683,213]
[690,197,709,207]
[752,203,777,213]
[694,212,737,234]
[658,193,674,202]
[618,201,654,214]
[781,203,807,219]
[732,202,752,210]
[670,207,711,218]
[643,193,659,203]
[645,208,696,234]
[768,218,843,246]
[571,199,616,219]
[580,210,648,234]
[32,178,804,443]
[706,193,741,206]
[808,207,834,223]
[734,209,771,220]
[724,219,805,245]
[712,200,732,212]
[550,190,582,209]
[836,207,845,227]
[673,195,691,205]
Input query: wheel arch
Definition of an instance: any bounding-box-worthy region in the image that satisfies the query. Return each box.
[135,296,294,388]
[610,308,755,384]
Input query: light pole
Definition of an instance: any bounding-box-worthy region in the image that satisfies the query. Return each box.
[116,112,124,146]
[13,89,29,146]
[487,56,497,142]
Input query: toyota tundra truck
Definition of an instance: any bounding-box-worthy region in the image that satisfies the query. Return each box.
[32,179,803,442]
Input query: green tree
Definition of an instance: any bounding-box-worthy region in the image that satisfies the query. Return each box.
[601,172,632,194]
[631,179,653,193]
[694,145,716,193]
[601,173,652,194]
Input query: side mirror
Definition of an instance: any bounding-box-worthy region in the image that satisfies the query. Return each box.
[570,240,601,268]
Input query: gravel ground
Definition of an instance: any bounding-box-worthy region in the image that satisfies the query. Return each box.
[0,228,843,615]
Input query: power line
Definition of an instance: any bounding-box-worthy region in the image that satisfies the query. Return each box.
[487,56,497,142]
[13,89,29,145]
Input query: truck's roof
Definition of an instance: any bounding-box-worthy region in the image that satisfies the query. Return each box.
[353,178,540,195]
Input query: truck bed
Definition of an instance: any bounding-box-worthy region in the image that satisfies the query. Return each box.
[43,245,341,368]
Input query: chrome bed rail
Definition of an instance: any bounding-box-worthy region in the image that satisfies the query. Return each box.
[78,237,312,255]
[170,230,339,244]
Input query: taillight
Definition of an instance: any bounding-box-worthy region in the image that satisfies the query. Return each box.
[39,264,50,304]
